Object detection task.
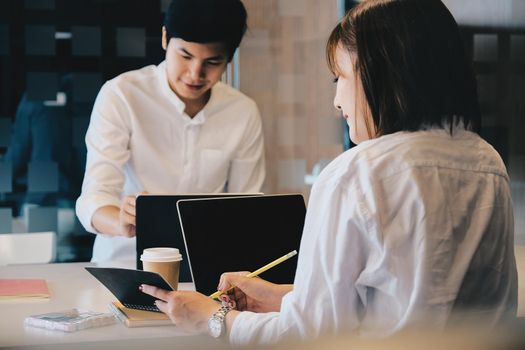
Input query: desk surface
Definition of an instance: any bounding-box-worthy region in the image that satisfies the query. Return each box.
[1,248,524,349]
[0,262,214,349]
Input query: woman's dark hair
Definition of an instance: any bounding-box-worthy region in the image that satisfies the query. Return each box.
[164,0,247,61]
[326,0,481,136]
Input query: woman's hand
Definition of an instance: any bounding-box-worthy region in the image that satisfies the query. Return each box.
[218,272,293,313]
[140,285,221,334]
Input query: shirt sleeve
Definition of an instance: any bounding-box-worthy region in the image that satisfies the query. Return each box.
[75,83,131,233]
[226,101,265,193]
[229,176,369,345]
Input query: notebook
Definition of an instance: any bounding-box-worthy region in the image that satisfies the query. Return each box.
[85,267,172,312]
[135,193,262,282]
[109,301,172,327]
[0,279,50,299]
[176,194,306,296]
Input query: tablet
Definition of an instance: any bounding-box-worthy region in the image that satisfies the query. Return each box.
[135,193,262,281]
[177,194,306,295]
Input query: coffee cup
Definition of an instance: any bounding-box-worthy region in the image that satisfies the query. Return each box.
[140,247,182,291]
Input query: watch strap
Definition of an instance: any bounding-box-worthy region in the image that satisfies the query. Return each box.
[213,305,232,322]
[208,304,233,339]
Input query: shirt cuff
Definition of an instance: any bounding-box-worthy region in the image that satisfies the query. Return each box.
[229,311,280,345]
[76,194,121,234]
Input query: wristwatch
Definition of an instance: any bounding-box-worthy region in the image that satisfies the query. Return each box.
[208,305,232,339]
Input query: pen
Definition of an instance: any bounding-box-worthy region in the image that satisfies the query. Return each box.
[209,250,298,299]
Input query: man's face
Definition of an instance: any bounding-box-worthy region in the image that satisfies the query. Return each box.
[162,29,228,108]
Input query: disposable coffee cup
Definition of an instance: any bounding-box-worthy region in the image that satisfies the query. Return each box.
[140,247,183,291]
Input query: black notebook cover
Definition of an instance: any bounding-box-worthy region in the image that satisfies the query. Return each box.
[85,267,172,312]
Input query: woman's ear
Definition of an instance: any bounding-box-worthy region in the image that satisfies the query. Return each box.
[161,26,168,51]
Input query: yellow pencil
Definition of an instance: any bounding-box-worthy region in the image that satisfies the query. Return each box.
[209,250,298,299]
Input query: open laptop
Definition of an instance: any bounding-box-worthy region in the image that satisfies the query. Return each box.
[176,194,306,296]
[135,194,261,282]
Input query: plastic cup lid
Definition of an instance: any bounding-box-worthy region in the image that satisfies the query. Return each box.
[140,247,183,262]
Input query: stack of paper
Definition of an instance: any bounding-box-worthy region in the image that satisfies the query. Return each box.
[0,279,50,299]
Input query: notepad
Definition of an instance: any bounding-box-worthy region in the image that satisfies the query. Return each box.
[0,279,50,299]
[109,301,172,328]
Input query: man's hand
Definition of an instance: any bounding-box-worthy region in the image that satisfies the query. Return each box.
[119,194,138,237]
[91,192,148,237]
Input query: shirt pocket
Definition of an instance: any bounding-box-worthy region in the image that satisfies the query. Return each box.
[198,149,230,191]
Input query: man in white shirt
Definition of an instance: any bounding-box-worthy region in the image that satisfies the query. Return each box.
[76,0,265,262]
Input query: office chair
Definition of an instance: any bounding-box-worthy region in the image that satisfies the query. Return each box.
[0,232,56,265]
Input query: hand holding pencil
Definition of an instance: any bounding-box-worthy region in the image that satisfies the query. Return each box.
[212,251,297,313]
[140,250,298,327]
[210,250,297,299]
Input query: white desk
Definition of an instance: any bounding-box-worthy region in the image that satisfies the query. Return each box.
[2,253,524,350]
[0,262,218,349]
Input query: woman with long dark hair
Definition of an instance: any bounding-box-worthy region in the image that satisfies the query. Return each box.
[141,0,517,344]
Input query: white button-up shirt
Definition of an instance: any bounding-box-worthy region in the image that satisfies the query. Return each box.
[230,128,517,345]
[76,61,265,262]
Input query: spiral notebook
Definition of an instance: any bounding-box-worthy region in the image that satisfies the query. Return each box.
[85,267,172,312]
[109,301,171,327]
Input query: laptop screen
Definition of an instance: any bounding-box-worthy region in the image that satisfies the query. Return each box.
[177,194,306,295]
[135,194,261,282]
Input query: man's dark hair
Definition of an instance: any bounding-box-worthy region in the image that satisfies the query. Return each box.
[326,0,481,136]
[164,0,247,61]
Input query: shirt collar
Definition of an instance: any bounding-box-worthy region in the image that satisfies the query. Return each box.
[197,83,221,121]
[157,60,186,116]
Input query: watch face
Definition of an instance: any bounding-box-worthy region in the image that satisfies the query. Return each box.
[208,317,223,338]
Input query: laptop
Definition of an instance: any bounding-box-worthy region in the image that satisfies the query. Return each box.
[135,194,261,282]
[176,194,306,296]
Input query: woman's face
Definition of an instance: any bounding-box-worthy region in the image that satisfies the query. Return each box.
[332,46,376,144]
